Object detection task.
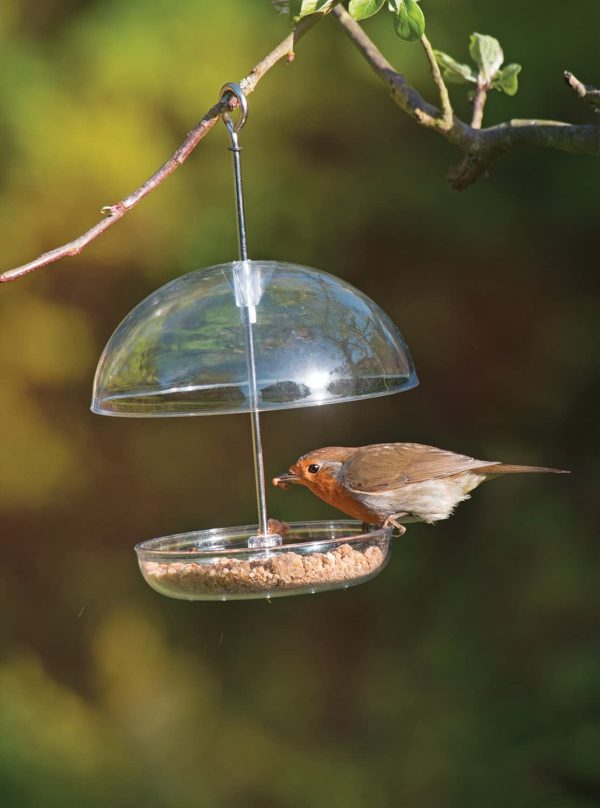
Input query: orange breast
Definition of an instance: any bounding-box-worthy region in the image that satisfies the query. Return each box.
[306,477,380,523]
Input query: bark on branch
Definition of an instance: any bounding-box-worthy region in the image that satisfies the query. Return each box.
[564,70,600,111]
[332,5,600,191]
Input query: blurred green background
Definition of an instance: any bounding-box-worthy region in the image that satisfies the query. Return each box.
[0,1,598,806]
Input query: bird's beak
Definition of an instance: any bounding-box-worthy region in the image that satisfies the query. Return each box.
[272,471,301,490]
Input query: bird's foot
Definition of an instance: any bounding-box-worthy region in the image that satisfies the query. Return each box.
[382,513,407,535]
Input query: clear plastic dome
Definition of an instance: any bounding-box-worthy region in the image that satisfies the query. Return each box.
[92,261,417,416]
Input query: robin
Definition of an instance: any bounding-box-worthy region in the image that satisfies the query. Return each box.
[273,443,568,533]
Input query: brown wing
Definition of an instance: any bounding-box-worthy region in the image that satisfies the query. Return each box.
[342,443,498,492]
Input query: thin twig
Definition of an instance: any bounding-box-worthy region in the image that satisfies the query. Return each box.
[332,4,600,190]
[330,5,448,132]
[420,34,453,131]
[0,9,333,283]
[564,70,600,111]
[471,85,488,129]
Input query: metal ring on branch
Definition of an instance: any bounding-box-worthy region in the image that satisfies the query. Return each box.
[219,82,248,135]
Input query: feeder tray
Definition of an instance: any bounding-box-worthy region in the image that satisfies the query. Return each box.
[135,521,392,601]
[92,83,417,601]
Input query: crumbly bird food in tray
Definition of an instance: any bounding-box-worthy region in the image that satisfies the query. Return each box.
[142,542,385,596]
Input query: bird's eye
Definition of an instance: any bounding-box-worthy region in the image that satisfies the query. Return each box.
[308,463,320,474]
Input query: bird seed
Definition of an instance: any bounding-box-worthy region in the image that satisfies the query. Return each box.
[141,542,386,598]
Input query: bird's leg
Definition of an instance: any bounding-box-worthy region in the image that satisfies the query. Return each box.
[382,513,408,535]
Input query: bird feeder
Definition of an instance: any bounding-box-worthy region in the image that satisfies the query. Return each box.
[92,84,418,600]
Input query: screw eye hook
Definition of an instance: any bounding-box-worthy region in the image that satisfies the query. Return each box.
[219,82,248,136]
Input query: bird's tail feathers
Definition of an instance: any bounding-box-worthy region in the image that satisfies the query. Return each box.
[482,463,569,476]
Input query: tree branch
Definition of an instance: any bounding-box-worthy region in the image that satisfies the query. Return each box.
[471,84,488,129]
[0,8,333,284]
[419,34,453,131]
[332,5,600,190]
[3,3,600,284]
[564,70,600,111]
[330,6,446,133]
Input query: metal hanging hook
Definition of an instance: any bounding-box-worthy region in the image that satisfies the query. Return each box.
[219,83,249,261]
[219,82,248,137]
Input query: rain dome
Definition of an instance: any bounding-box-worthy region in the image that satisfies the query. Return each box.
[92,260,418,417]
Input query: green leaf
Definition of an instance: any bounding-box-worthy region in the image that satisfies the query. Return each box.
[348,0,386,21]
[288,0,336,24]
[492,63,522,96]
[393,0,425,42]
[469,32,504,83]
[434,50,477,84]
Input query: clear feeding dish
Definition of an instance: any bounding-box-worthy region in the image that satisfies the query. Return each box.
[135,521,393,601]
[92,261,417,416]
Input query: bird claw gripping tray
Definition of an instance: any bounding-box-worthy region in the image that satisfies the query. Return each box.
[92,84,417,600]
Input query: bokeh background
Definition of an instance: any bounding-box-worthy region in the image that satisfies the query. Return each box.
[0,1,598,805]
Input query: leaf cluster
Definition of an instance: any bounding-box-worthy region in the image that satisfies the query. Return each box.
[285,5,520,94]
[349,0,425,42]
[435,33,522,96]
[289,0,426,42]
